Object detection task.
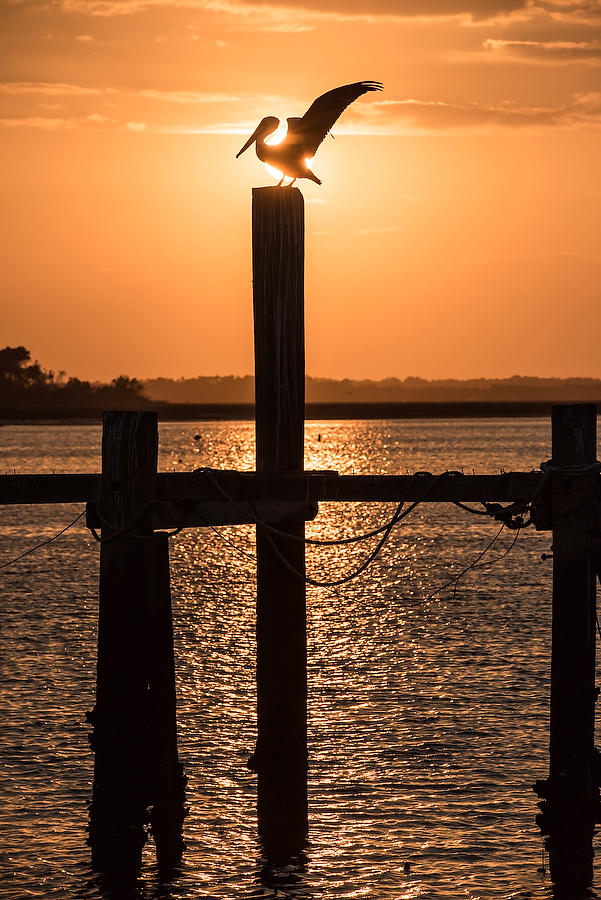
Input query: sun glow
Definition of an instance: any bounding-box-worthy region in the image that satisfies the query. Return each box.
[260,119,317,184]
[262,120,292,183]
[262,156,316,184]
[263,161,289,182]
[265,121,288,145]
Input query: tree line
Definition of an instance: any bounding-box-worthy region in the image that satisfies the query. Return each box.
[0,346,145,408]
[3,346,601,409]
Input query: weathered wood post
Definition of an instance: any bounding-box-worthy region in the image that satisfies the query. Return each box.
[147,532,187,875]
[249,186,308,863]
[88,411,186,872]
[536,404,600,884]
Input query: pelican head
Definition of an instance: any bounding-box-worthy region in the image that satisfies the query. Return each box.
[236,116,279,158]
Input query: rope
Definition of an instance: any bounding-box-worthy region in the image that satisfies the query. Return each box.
[426,523,507,601]
[184,469,451,589]
[0,465,546,588]
[452,501,490,516]
[183,467,543,590]
[159,474,410,589]
[258,499,404,589]
[0,508,87,571]
[161,504,257,564]
[193,468,445,547]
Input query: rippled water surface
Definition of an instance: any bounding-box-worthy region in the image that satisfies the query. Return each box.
[1,418,600,899]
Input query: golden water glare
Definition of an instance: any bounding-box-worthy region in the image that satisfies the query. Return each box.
[4,419,591,898]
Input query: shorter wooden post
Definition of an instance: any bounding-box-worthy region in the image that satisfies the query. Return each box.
[88,411,186,872]
[535,404,600,885]
[147,532,187,874]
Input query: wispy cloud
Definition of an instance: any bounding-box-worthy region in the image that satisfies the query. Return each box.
[536,0,601,23]
[0,81,102,96]
[41,0,537,23]
[0,116,78,130]
[0,112,124,130]
[482,37,601,61]
[139,89,239,103]
[0,113,113,129]
[164,120,256,133]
[362,92,601,131]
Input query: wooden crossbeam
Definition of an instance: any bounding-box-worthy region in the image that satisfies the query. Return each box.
[86,499,319,529]
[0,470,546,506]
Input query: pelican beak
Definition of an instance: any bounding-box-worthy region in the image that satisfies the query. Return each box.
[236,126,260,158]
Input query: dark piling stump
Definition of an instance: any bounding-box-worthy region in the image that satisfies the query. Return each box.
[147,533,187,874]
[88,411,186,873]
[535,404,600,885]
[250,186,308,862]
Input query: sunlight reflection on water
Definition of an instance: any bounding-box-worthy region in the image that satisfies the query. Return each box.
[1,418,599,899]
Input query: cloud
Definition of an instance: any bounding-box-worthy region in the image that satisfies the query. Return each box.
[0,81,102,96]
[536,0,601,23]
[86,112,116,123]
[43,0,534,23]
[125,120,147,130]
[217,0,531,19]
[166,120,256,133]
[0,116,79,129]
[367,93,601,130]
[0,112,117,129]
[482,37,601,61]
[139,89,239,103]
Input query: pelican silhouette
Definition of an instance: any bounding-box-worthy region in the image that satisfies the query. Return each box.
[236,81,383,186]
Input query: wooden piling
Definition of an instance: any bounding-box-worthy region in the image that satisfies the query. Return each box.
[536,404,600,884]
[250,186,308,862]
[147,532,187,874]
[88,411,185,872]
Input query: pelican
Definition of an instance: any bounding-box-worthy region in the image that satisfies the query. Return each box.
[236,80,383,186]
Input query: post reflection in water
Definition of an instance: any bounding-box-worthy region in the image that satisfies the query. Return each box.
[4,418,601,898]
[253,847,311,899]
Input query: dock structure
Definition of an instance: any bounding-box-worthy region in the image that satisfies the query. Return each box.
[1,186,600,886]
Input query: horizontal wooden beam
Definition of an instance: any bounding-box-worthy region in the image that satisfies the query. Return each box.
[0,474,100,504]
[0,470,546,506]
[86,500,319,529]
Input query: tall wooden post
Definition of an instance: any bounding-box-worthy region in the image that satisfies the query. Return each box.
[537,404,600,884]
[88,411,185,872]
[250,186,308,863]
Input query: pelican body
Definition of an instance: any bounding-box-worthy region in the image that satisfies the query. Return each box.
[236,81,383,186]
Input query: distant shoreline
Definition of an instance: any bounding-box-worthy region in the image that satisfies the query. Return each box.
[0,400,580,424]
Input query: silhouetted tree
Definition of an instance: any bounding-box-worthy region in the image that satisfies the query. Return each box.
[0,347,149,409]
[110,376,144,397]
[0,346,53,392]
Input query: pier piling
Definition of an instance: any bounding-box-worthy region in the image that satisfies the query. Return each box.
[535,404,600,884]
[88,411,185,872]
[250,186,308,862]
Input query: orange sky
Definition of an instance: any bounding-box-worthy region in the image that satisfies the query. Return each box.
[1,0,600,381]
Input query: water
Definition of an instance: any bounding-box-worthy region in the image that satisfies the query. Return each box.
[1,418,598,899]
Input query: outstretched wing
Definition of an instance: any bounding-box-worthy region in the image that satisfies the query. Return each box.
[289,81,382,155]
